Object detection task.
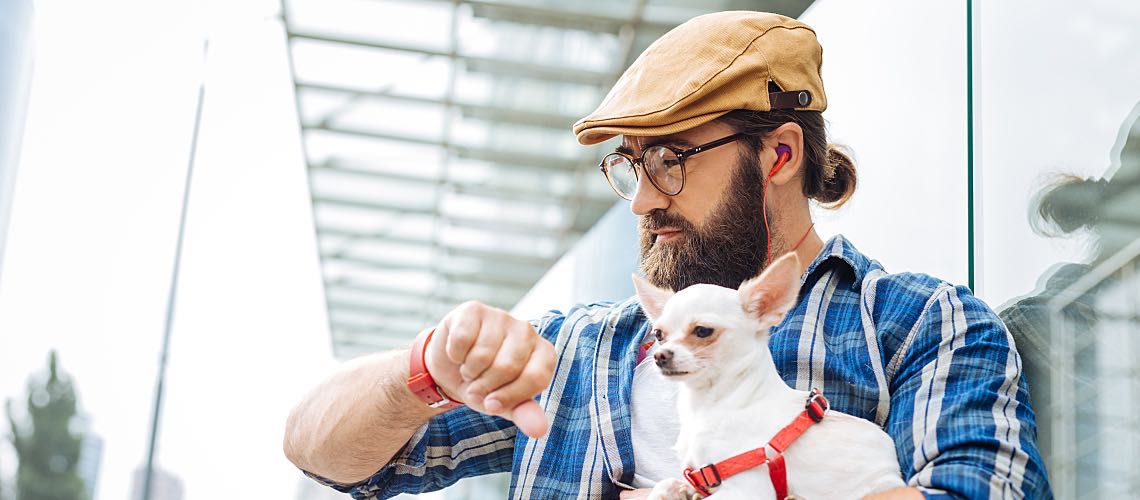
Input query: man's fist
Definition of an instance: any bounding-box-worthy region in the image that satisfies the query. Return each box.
[424,301,556,439]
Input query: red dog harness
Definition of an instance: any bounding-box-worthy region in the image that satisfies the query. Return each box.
[683,389,829,499]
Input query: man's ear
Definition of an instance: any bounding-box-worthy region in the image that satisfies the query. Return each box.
[632,274,673,322]
[765,122,805,185]
[738,253,802,327]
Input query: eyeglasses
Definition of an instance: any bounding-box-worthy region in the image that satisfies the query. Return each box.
[598,133,748,200]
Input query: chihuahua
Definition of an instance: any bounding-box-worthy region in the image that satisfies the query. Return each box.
[633,253,905,499]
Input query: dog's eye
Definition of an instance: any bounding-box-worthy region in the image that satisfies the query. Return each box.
[692,325,715,338]
[653,328,665,342]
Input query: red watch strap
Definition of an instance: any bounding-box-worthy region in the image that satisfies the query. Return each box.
[408,328,463,410]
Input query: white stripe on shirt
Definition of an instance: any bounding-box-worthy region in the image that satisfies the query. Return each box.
[989,324,1029,499]
[860,268,892,426]
[797,268,838,391]
[912,286,962,487]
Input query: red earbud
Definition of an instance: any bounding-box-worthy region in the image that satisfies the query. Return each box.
[769,144,792,178]
[762,143,793,265]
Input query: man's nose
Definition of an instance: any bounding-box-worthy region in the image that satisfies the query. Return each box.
[654,349,673,367]
[629,174,669,216]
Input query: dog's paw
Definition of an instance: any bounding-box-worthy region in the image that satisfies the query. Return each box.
[647,478,702,500]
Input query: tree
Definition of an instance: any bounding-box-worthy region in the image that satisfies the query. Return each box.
[6,351,87,500]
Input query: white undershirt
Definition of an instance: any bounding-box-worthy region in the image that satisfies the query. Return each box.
[630,343,683,488]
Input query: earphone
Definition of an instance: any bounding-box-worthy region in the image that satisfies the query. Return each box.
[763,143,795,264]
[769,144,792,178]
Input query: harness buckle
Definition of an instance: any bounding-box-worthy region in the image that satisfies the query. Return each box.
[805,388,829,423]
[683,463,722,496]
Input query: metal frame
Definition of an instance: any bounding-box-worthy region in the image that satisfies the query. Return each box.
[280,0,815,357]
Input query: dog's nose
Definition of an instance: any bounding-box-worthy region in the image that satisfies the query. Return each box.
[654,349,673,367]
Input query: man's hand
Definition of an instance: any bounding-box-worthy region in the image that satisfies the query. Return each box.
[425,301,556,439]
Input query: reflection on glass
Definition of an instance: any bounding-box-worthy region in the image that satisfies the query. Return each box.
[1000,101,1140,498]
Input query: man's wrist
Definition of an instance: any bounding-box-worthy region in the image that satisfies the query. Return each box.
[407,328,464,410]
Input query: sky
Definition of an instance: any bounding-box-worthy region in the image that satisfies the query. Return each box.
[0,1,340,498]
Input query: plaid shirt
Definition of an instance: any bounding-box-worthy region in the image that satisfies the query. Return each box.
[315,235,1052,499]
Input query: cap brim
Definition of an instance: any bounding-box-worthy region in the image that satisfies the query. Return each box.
[573,111,731,146]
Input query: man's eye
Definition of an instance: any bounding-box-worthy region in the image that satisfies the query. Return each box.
[692,326,714,338]
[653,328,665,342]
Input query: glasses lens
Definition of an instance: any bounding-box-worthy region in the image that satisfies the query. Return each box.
[644,146,683,195]
[602,154,637,199]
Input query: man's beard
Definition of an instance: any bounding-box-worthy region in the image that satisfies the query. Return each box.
[639,149,772,291]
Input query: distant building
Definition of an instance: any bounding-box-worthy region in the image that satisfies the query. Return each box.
[77,433,104,500]
[130,465,184,500]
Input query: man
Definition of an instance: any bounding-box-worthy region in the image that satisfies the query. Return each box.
[284,12,1051,499]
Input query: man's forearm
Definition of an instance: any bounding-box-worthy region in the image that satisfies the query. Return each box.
[283,348,441,485]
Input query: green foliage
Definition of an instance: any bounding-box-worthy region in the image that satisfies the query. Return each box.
[5,351,87,500]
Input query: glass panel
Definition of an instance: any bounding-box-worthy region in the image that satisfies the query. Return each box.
[974,2,1140,497]
[800,1,968,283]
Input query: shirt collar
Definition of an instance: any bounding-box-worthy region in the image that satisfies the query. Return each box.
[799,234,870,289]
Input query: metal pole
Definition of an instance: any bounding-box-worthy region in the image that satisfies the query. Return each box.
[142,40,209,500]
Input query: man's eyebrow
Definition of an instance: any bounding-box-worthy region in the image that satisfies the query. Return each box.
[650,138,696,150]
[615,137,696,155]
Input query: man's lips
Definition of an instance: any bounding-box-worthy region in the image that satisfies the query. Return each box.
[652,228,683,243]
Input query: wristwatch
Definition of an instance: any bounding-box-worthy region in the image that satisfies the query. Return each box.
[407,328,463,410]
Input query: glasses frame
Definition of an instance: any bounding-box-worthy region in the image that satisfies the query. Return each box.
[598,132,749,200]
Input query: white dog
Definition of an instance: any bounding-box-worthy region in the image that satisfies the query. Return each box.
[633,253,905,499]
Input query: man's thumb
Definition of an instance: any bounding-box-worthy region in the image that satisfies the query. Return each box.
[509,400,549,439]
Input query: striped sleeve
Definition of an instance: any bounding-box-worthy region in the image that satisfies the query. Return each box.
[881,280,1051,499]
[334,309,569,499]
[334,408,517,499]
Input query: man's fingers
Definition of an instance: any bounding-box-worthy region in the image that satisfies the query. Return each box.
[457,317,507,382]
[481,339,554,412]
[464,320,535,398]
[507,399,549,439]
[443,302,483,365]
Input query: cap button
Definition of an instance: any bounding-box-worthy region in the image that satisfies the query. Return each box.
[797,91,811,107]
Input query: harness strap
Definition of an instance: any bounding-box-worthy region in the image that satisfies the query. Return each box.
[682,389,829,498]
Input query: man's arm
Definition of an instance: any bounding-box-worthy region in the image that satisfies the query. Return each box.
[283,301,556,486]
[283,348,440,484]
[882,283,1051,499]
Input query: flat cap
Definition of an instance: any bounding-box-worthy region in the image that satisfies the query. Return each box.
[573,11,826,145]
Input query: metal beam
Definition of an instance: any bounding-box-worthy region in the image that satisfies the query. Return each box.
[449,212,587,238]
[312,195,436,217]
[327,254,539,289]
[332,319,428,335]
[310,163,613,208]
[467,1,673,35]
[331,336,412,355]
[288,30,611,87]
[326,246,552,281]
[317,226,558,268]
[327,299,421,318]
[297,81,581,130]
[305,123,586,172]
[312,195,585,239]
[325,281,518,309]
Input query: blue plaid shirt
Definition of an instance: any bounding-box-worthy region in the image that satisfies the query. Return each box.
[315,235,1052,499]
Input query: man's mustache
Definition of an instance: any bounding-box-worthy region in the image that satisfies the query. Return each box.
[640,210,696,233]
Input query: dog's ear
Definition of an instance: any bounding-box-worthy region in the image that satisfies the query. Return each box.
[632,274,673,322]
[739,252,802,328]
